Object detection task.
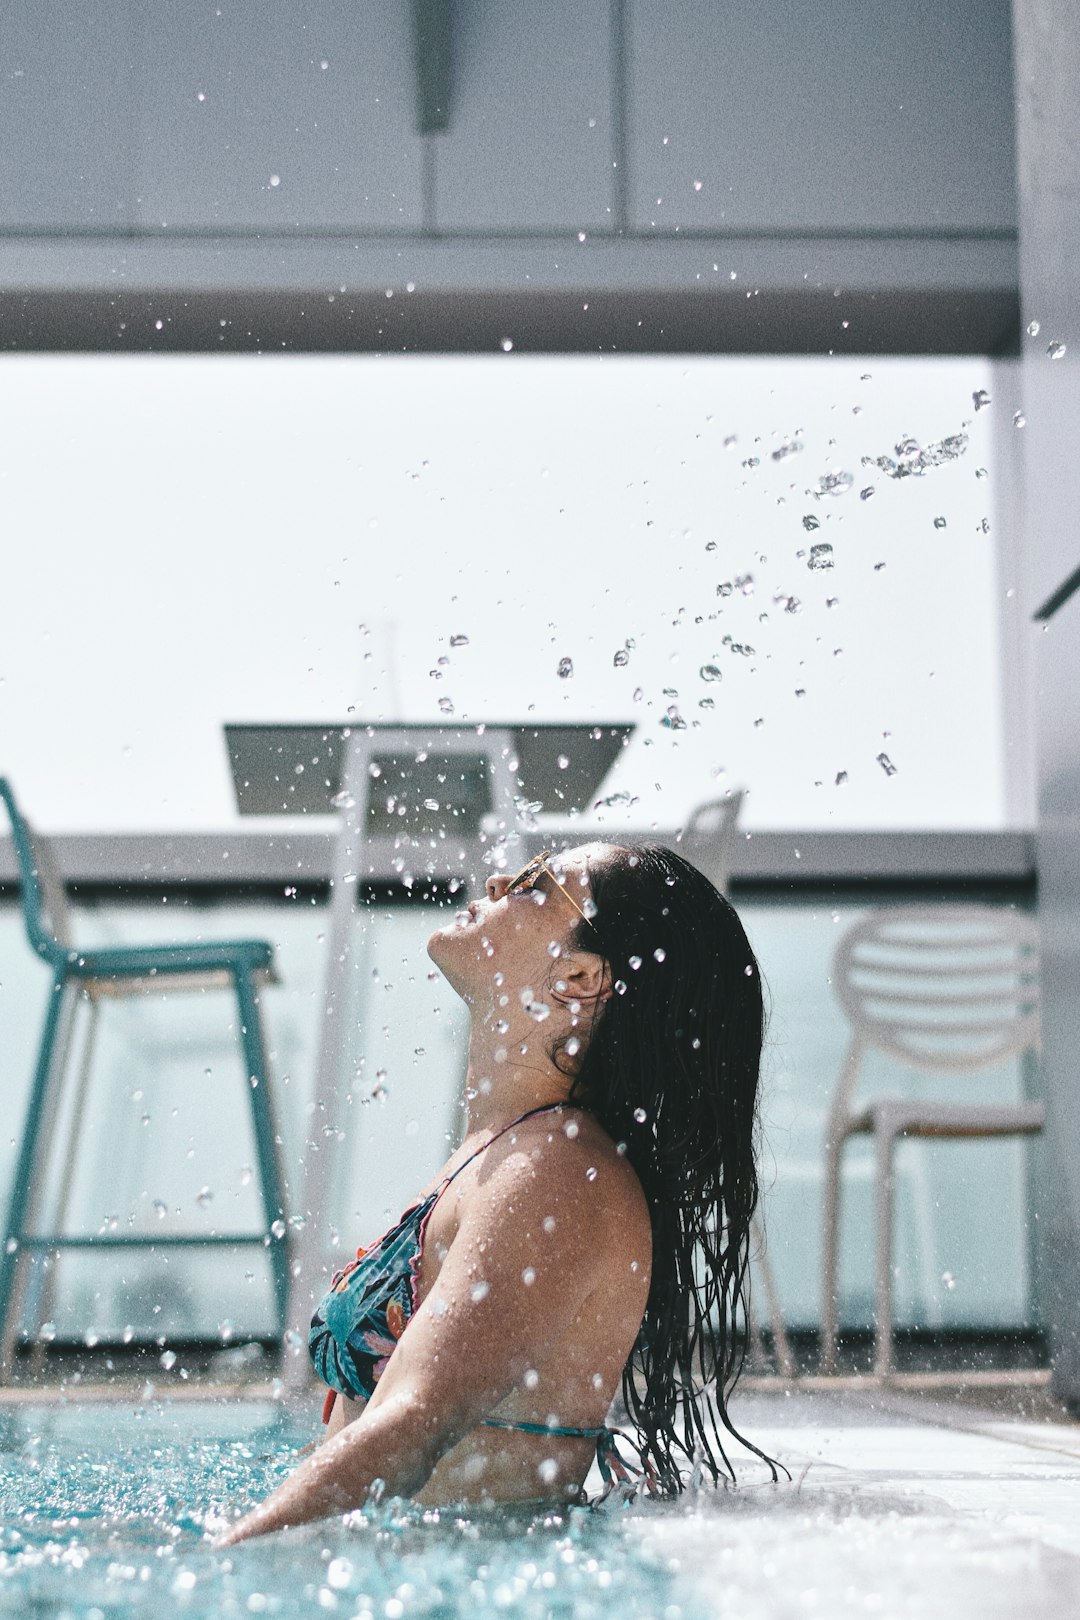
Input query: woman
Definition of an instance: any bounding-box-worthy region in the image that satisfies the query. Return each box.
[216,840,768,1545]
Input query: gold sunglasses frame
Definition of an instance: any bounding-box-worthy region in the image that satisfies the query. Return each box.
[504,850,596,932]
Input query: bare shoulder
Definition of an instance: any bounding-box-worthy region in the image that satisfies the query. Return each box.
[466,1106,651,1254]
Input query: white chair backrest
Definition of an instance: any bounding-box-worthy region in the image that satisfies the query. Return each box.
[833,905,1040,1074]
[680,790,745,895]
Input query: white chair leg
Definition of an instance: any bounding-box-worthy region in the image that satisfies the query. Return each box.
[820,1132,846,1373]
[750,1212,796,1377]
[874,1114,898,1377]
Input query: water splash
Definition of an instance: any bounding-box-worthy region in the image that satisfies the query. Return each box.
[863,431,968,480]
[807,544,834,571]
[814,470,853,498]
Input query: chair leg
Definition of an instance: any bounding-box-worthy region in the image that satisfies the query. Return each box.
[750,1212,796,1378]
[820,1132,846,1374]
[234,970,290,1336]
[0,972,74,1380]
[874,1115,898,1378]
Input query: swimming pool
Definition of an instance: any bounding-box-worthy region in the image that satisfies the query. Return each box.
[0,1396,718,1620]
[0,1392,1073,1619]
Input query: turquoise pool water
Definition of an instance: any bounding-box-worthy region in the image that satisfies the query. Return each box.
[0,1398,713,1620]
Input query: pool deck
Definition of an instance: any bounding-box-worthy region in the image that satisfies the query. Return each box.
[729,1382,1080,1557]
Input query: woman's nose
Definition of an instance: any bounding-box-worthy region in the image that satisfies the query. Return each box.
[487,873,510,901]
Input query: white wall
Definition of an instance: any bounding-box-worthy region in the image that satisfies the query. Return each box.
[0,352,1019,835]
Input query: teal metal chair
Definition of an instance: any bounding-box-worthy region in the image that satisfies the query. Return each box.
[0,778,289,1377]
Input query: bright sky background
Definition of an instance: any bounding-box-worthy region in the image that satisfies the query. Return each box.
[0,353,1007,834]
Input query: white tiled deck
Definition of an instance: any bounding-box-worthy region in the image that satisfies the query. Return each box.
[639,1384,1080,1618]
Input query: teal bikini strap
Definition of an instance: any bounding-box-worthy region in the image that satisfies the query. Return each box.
[482,1417,606,1439]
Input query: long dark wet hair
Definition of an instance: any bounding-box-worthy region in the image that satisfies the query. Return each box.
[555,842,776,1493]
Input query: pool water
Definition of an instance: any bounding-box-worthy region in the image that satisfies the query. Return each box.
[0,1398,718,1620]
[0,1395,1071,1619]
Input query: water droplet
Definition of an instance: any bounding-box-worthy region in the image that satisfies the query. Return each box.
[327,1559,353,1591]
[934,516,947,529]
[770,438,804,462]
[1013,411,1026,428]
[269,174,280,188]
[471,1280,490,1302]
[195,1186,213,1207]
[270,1218,287,1239]
[438,696,455,715]
[564,1120,579,1139]
[520,988,551,1021]
[449,633,469,647]
[699,664,723,683]
[653,947,666,963]
[660,705,686,730]
[153,1199,167,1219]
[865,431,968,480]
[628,954,642,970]
[524,1368,540,1389]
[807,543,834,571]
[613,647,630,667]
[1047,340,1067,360]
[586,1166,598,1182]
[557,753,569,770]
[972,389,991,411]
[522,1266,536,1285]
[556,656,574,679]
[802,514,821,531]
[876,752,897,776]
[633,1106,647,1123]
[835,770,848,786]
[495,1018,509,1035]
[500,337,514,352]
[1027,320,1040,337]
[160,1349,178,1370]
[38,1321,56,1342]
[859,486,875,501]
[815,470,854,497]
[614,979,627,995]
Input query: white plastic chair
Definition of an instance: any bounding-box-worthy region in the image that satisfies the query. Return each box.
[680,791,745,897]
[820,905,1042,1377]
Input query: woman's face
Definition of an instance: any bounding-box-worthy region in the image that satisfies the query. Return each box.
[427,842,611,1012]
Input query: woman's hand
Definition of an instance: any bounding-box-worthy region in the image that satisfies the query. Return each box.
[213,1122,611,1544]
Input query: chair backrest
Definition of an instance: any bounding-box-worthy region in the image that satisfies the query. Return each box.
[0,778,72,963]
[833,904,1040,1074]
[680,790,745,896]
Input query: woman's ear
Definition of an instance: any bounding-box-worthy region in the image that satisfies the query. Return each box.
[554,951,613,1008]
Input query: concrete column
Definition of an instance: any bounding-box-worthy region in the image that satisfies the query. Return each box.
[1012,0,1080,1404]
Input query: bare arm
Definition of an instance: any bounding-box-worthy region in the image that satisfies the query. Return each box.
[214,1131,607,1544]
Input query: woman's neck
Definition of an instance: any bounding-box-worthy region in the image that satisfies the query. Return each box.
[460,1019,575,1135]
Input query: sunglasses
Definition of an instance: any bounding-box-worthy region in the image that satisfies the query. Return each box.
[504,850,597,933]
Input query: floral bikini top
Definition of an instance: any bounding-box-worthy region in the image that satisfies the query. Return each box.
[307,1102,652,1495]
